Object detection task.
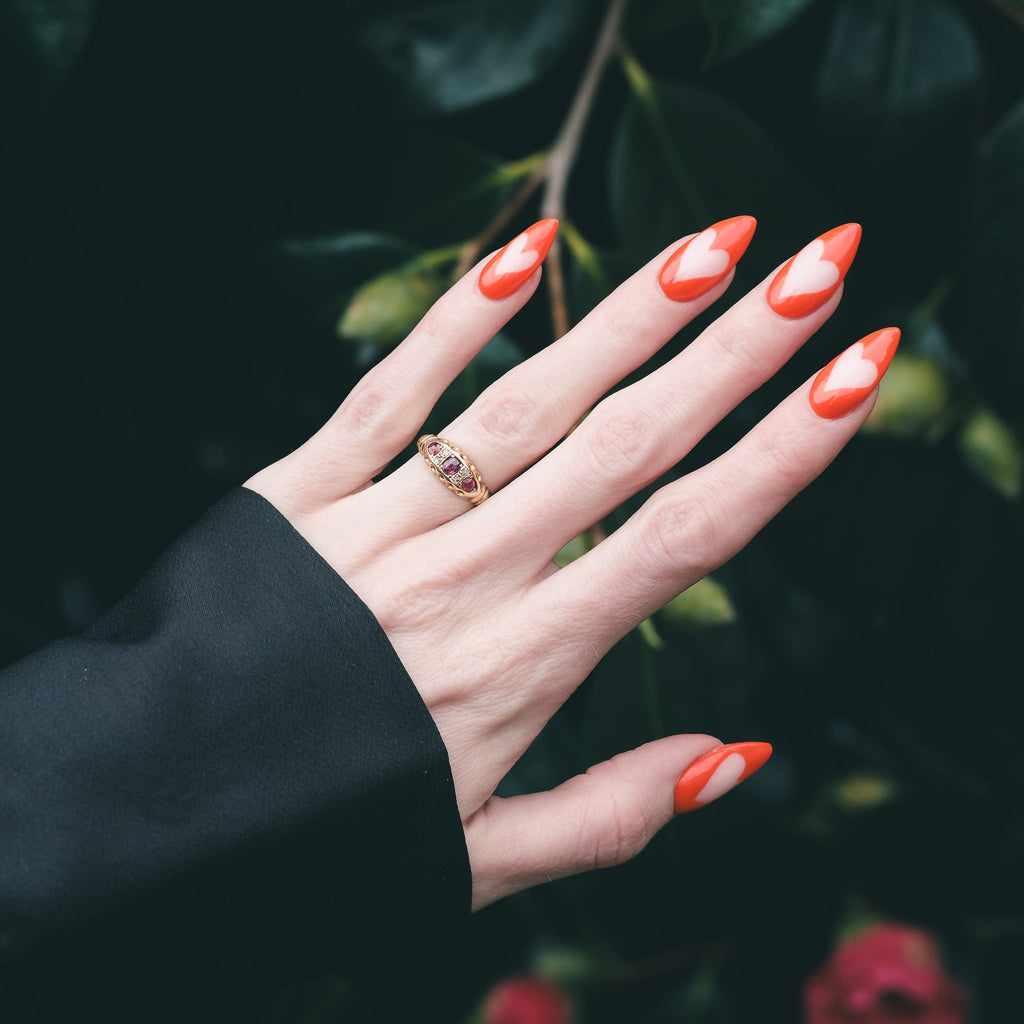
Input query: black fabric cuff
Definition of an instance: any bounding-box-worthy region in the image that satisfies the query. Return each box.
[0,488,470,1017]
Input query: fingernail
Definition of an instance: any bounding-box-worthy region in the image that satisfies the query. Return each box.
[767,223,861,319]
[809,327,901,419]
[478,218,559,300]
[673,741,772,814]
[658,215,757,303]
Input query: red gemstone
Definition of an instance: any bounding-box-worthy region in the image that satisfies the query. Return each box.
[441,457,461,476]
[426,442,442,457]
[461,478,477,493]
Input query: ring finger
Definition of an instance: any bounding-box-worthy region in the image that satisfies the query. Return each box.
[370,219,860,544]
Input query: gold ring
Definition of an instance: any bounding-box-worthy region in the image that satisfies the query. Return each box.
[417,435,490,505]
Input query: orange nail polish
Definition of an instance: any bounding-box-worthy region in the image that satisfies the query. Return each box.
[658,215,757,303]
[767,223,861,319]
[809,327,901,419]
[477,218,559,300]
[673,741,772,814]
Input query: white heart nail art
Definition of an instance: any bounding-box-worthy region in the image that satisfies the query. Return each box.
[673,228,730,282]
[494,232,540,276]
[694,751,747,804]
[823,341,879,393]
[777,238,840,300]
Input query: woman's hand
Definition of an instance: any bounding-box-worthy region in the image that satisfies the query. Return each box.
[245,215,897,910]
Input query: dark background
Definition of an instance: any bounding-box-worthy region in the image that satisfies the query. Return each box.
[2,0,1023,1020]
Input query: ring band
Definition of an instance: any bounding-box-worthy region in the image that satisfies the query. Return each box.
[417,435,490,505]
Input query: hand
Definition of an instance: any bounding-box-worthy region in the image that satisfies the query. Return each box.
[245,216,897,910]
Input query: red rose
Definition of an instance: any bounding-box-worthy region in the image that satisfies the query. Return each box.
[804,923,968,1024]
[482,976,574,1024]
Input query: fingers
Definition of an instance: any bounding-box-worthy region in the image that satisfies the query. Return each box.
[457,224,862,569]
[246,221,557,510]
[529,328,901,651]
[439,215,758,484]
[465,736,773,911]
[365,216,757,533]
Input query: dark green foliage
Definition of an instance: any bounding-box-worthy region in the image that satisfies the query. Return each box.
[1,0,1023,1020]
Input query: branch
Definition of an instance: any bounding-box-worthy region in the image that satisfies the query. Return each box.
[455,0,630,336]
[541,0,629,338]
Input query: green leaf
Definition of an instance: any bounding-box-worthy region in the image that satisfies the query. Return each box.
[237,232,420,337]
[813,0,982,205]
[0,0,95,139]
[711,0,820,65]
[353,0,591,117]
[862,353,949,441]
[609,76,829,268]
[659,576,737,629]
[958,409,1023,501]
[627,0,816,62]
[338,267,446,347]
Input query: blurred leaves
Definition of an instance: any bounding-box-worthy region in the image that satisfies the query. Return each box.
[2,0,1024,1020]
[610,69,828,263]
[953,96,1024,424]
[659,576,738,630]
[863,353,950,439]
[814,0,982,206]
[629,0,818,63]
[338,259,450,347]
[705,0,821,66]
[351,0,592,117]
[958,407,1023,499]
[0,0,94,141]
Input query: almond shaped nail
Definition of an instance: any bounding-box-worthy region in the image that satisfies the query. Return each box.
[767,223,861,319]
[658,215,757,303]
[478,218,559,300]
[673,741,772,814]
[809,327,901,420]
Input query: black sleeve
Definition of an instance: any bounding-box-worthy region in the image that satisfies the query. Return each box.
[0,488,471,1019]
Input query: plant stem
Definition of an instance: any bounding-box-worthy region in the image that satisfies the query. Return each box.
[456,0,630,335]
[541,0,630,338]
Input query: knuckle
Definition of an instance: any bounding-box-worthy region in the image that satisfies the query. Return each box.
[706,317,764,382]
[369,570,448,636]
[595,298,658,355]
[473,383,542,445]
[581,399,655,478]
[640,491,723,579]
[337,379,398,437]
[584,760,656,869]
[415,294,465,348]
[753,425,811,493]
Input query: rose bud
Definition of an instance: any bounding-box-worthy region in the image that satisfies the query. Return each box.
[482,976,574,1024]
[803,922,968,1024]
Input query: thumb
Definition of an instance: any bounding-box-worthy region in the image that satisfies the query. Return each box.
[465,737,772,911]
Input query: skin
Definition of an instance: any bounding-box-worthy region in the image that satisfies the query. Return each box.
[245,233,873,912]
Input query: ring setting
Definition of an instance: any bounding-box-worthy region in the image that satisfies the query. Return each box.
[417,435,490,505]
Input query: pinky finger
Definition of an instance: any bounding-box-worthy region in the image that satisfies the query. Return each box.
[464,735,773,911]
